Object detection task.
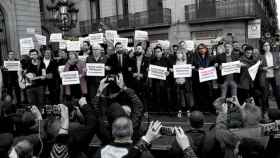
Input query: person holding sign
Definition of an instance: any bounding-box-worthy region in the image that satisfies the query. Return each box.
[86,43,107,103]
[25,49,46,108]
[216,42,241,98]
[64,51,87,101]
[106,42,131,86]
[192,44,216,113]
[260,41,280,110]
[238,46,259,104]
[170,48,194,117]
[2,51,21,104]
[149,46,170,112]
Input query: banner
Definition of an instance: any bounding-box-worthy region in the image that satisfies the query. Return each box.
[61,71,80,85]
[20,38,34,55]
[86,63,105,76]
[248,19,261,39]
[173,64,192,78]
[135,30,148,40]
[199,67,218,82]
[248,60,261,81]
[221,61,241,76]
[67,41,81,51]
[35,34,46,45]
[4,61,20,71]
[89,33,104,44]
[148,64,167,80]
[114,38,128,48]
[105,30,118,41]
[50,33,63,42]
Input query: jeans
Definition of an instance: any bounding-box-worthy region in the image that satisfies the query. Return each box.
[220,80,237,98]
[26,86,45,107]
[175,84,194,111]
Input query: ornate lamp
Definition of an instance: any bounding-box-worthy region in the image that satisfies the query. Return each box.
[47,0,79,32]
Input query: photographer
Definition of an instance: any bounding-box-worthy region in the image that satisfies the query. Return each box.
[12,100,98,158]
[94,118,160,158]
[95,118,197,158]
[93,73,143,144]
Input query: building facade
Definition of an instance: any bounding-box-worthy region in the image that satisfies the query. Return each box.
[0,0,41,61]
[78,0,278,47]
[0,0,277,61]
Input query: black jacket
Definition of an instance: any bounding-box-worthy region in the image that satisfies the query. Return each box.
[93,88,144,144]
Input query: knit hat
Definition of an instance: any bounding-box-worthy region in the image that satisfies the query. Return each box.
[107,102,127,125]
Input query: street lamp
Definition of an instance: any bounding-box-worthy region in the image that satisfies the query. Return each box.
[47,0,79,32]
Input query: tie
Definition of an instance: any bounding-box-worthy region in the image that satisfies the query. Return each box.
[118,55,123,68]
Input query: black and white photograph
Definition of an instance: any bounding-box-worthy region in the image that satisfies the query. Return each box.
[0,0,280,158]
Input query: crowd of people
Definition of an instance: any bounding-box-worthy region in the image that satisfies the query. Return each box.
[0,33,280,158]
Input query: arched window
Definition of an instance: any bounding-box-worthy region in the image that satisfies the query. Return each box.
[0,8,8,64]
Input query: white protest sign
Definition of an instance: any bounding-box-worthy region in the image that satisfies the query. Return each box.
[173,64,192,78]
[86,63,105,76]
[4,61,20,71]
[50,33,62,42]
[58,65,65,78]
[20,38,34,55]
[35,34,46,45]
[185,40,195,51]
[59,40,67,49]
[158,40,170,49]
[105,30,118,41]
[199,67,218,83]
[248,60,261,81]
[221,61,241,76]
[248,19,261,39]
[135,30,148,40]
[114,38,128,48]
[67,41,81,51]
[89,33,104,44]
[148,64,167,80]
[61,71,80,85]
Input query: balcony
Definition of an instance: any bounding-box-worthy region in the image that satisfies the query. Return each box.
[185,0,264,24]
[80,8,171,35]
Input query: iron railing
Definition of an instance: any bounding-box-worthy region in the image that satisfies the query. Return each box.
[80,8,171,35]
[185,0,266,24]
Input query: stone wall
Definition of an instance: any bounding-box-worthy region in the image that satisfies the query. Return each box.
[15,0,42,39]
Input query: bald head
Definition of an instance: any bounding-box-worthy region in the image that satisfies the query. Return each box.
[112,117,133,139]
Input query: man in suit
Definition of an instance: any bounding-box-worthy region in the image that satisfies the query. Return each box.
[215,42,241,98]
[106,42,131,87]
